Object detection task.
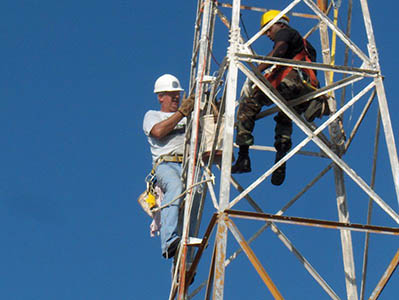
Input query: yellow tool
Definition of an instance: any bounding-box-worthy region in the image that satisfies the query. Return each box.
[145,189,157,209]
[145,172,158,209]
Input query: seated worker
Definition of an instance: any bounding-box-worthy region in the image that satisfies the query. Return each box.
[143,74,194,258]
[232,10,329,185]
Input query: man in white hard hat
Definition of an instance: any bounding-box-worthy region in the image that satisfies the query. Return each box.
[143,74,194,259]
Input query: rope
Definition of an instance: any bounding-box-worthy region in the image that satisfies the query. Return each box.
[208,39,221,67]
[239,12,255,54]
[240,14,249,40]
[150,177,214,213]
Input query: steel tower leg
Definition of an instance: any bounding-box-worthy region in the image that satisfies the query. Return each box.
[177,0,217,298]
[359,0,399,204]
[212,0,241,298]
[315,2,358,299]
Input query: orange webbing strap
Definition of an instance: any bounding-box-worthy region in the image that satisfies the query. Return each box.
[265,39,318,89]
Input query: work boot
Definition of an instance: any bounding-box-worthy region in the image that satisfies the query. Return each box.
[271,150,286,186]
[163,237,181,259]
[271,137,291,186]
[231,154,251,173]
[304,96,331,122]
[172,254,196,286]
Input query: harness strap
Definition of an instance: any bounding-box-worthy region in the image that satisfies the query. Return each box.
[151,154,183,175]
[265,39,318,89]
[143,154,182,208]
[159,154,183,163]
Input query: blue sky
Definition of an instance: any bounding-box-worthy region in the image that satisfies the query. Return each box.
[1,1,398,299]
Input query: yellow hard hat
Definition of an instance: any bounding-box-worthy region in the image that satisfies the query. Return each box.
[260,10,290,28]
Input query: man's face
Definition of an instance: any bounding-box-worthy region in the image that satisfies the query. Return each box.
[158,91,181,112]
[265,23,281,41]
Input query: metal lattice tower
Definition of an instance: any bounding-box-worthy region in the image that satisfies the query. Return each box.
[170,1,399,299]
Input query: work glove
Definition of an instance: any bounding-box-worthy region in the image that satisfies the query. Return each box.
[178,94,195,116]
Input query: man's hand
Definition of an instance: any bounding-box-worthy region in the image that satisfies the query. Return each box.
[178,94,195,116]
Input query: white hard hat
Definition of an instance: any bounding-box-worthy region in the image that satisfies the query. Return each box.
[154,74,184,93]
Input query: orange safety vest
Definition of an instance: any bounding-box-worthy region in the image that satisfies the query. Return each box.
[265,39,319,89]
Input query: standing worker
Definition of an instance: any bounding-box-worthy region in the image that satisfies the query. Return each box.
[143,74,194,259]
[232,10,329,185]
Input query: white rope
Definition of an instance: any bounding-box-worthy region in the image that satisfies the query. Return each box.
[150,177,215,213]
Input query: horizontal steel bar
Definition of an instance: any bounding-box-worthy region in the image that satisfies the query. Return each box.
[226,210,399,235]
[218,2,319,19]
[237,53,379,76]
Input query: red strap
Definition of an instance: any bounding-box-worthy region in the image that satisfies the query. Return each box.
[265,40,318,89]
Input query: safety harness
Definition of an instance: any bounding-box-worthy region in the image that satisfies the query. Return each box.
[151,154,183,173]
[141,154,184,212]
[265,39,319,89]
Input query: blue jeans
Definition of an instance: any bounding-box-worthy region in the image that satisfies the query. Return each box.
[155,162,183,256]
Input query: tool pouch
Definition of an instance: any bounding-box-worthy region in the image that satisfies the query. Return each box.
[137,172,158,217]
[200,114,224,164]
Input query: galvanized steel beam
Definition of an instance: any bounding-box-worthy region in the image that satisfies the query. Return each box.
[236,54,378,77]
[359,0,399,204]
[212,0,242,298]
[360,110,381,300]
[226,210,399,236]
[178,0,218,298]
[368,249,399,300]
[226,217,284,299]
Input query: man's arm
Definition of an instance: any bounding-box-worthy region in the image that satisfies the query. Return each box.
[257,40,289,72]
[150,94,195,139]
[150,111,185,139]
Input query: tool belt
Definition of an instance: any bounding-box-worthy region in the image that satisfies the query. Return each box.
[138,154,184,217]
[150,154,183,176]
[157,154,183,163]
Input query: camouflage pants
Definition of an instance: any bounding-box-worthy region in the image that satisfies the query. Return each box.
[236,70,313,148]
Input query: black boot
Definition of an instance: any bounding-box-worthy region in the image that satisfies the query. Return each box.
[163,238,181,259]
[304,95,330,122]
[271,137,291,186]
[271,150,286,186]
[232,146,251,174]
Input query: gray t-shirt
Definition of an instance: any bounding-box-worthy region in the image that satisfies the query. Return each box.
[143,110,186,163]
